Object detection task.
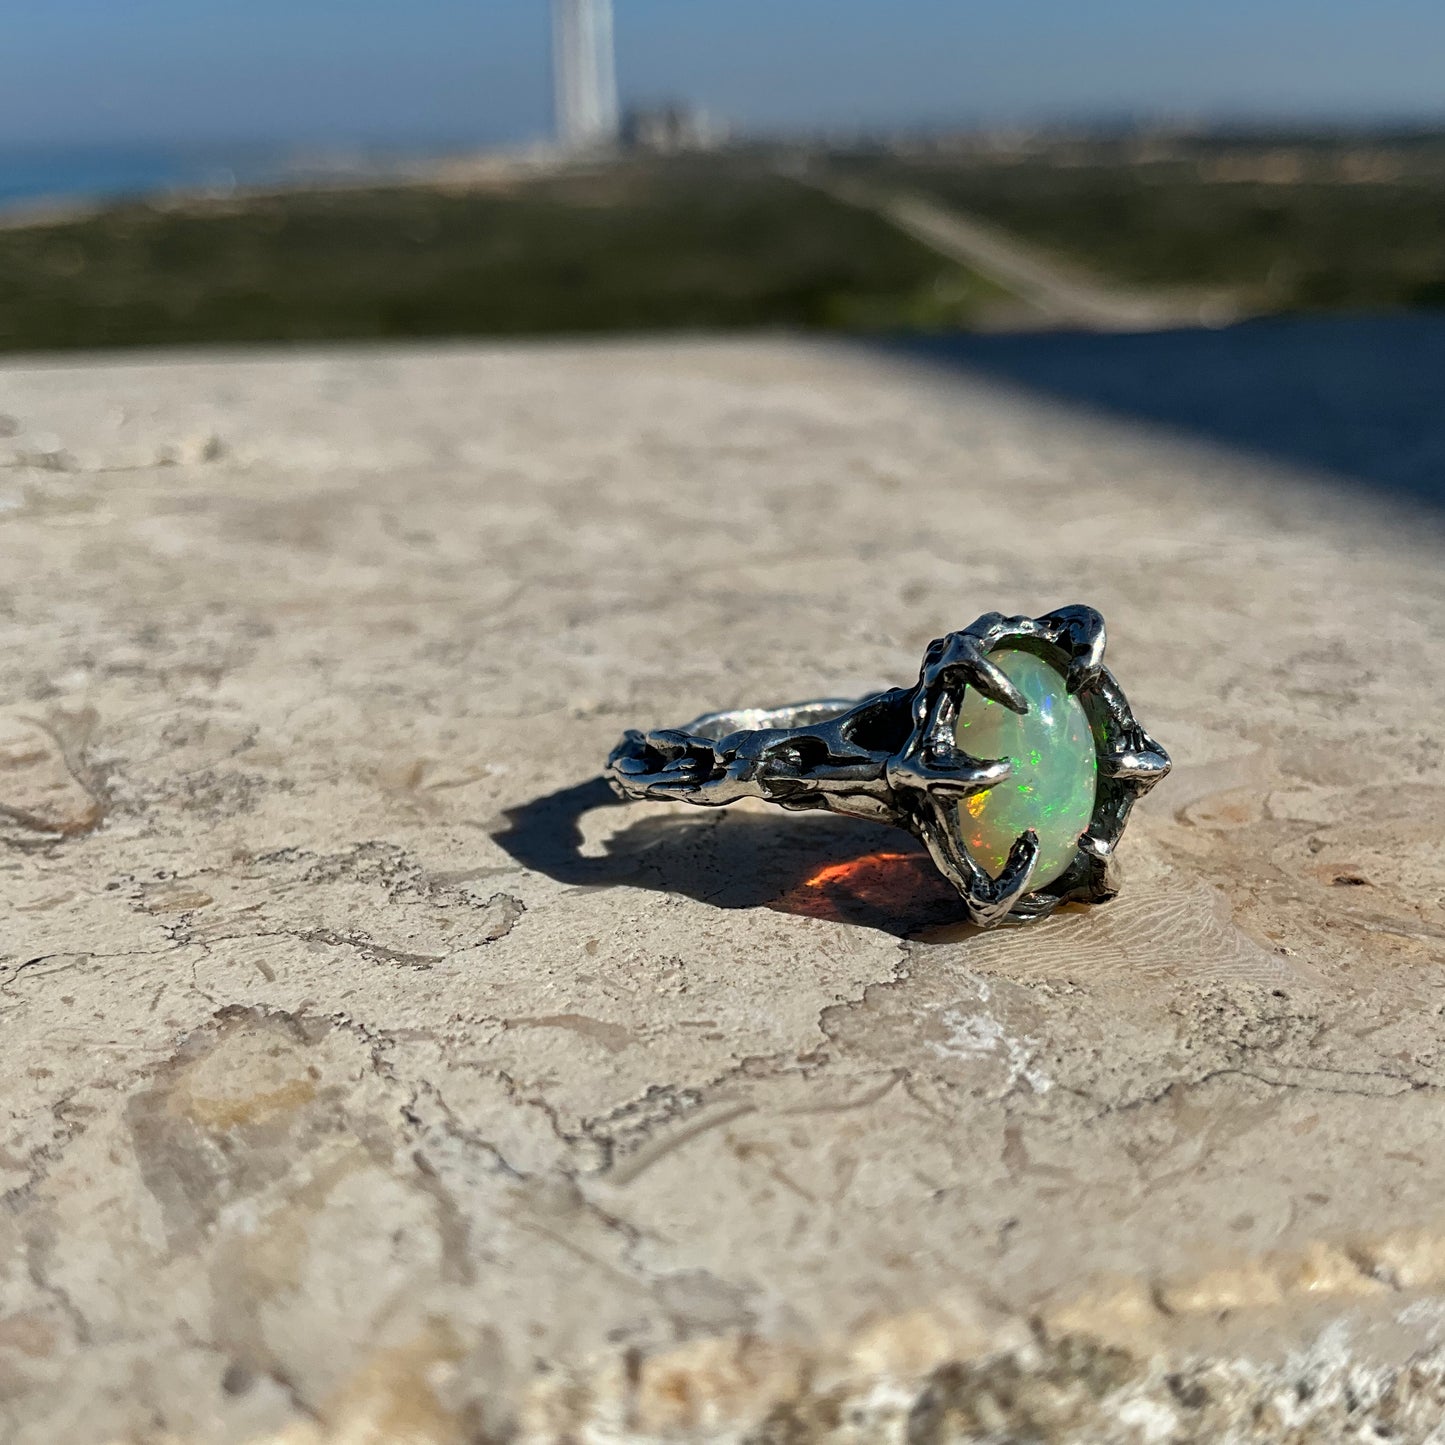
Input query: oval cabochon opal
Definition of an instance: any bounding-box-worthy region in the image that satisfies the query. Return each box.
[954,648,1098,889]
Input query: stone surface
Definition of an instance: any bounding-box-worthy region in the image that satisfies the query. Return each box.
[954,648,1096,886]
[0,335,1443,1443]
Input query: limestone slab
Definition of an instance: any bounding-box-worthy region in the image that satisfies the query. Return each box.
[0,337,1443,1442]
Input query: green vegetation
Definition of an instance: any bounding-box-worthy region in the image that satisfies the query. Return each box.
[5,137,1442,353]
[0,159,993,353]
[836,133,1445,312]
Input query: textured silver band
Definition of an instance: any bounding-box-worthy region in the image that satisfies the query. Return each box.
[606,606,1171,927]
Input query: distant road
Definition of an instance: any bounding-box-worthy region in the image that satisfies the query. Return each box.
[805,170,1226,332]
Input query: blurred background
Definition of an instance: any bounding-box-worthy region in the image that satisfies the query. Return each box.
[0,0,1442,352]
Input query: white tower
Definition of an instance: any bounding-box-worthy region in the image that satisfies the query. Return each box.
[552,0,619,149]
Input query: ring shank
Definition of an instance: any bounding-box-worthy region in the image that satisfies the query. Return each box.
[604,690,907,826]
[680,698,862,742]
[606,693,897,816]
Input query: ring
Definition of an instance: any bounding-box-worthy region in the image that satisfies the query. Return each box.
[606,606,1171,927]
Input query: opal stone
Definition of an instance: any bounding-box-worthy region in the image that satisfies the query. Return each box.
[954,648,1097,888]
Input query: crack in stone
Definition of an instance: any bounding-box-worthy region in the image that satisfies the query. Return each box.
[0,944,186,1001]
[1075,1058,1445,1124]
[187,899,524,968]
[272,927,449,969]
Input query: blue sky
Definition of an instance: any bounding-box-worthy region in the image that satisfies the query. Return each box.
[4,0,1442,150]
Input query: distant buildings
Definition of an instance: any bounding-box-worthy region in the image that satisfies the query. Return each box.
[622,104,726,154]
[552,0,618,150]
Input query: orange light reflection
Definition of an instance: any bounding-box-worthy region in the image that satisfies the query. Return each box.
[776,848,961,926]
[803,851,919,889]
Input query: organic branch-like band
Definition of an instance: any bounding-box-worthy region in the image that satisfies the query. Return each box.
[607,606,1171,927]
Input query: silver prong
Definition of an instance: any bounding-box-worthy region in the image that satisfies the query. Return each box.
[1099,745,1172,788]
[888,751,1011,798]
[925,754,1013,797]
[967,829,1040,927]
[957,643,1029,714]
[1066,656,1103,695]
[1044,603,1106,647]
[1040,604,1107,694]
[891,691,1014,798]
[1069,834,1118,902]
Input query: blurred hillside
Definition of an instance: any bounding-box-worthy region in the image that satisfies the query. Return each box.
[0,159,991,353]
[835,130,1445,313]
[0,133,1442,353]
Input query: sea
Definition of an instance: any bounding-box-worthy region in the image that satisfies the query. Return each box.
[0,144,285,211]
[0,142,452,214]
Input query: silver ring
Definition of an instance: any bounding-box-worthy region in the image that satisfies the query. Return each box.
[606,606,1171,927]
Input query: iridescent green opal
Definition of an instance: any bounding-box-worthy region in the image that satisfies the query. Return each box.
[954,648,1097,888]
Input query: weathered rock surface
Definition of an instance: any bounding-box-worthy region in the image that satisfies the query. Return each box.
[0,337,1443,1443]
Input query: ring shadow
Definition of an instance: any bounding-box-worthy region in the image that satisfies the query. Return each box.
[492,777,975,939]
